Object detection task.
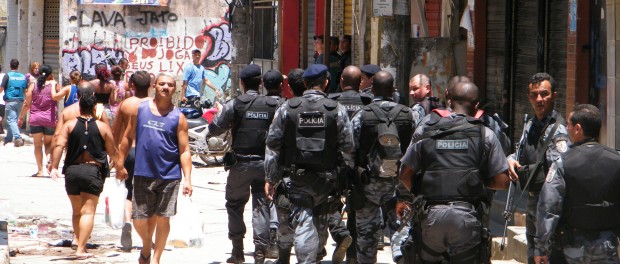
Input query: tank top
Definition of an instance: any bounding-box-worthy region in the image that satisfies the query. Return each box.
[64,84,79,108]
[134,100,182,180]
[95,92,111,105]
[62,117,109,176]
[29,82,58,127]
[109,80,127,114]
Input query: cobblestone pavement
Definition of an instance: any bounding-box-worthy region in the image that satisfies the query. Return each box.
[0,141,394,264]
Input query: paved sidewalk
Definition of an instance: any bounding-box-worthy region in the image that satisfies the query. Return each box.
[0,143,395,263]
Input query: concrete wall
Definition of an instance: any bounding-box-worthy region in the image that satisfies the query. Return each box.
[60,0,235,99]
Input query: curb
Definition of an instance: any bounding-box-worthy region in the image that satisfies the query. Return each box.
[0,221,9,264]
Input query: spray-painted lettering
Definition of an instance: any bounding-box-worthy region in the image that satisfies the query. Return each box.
[135,11,178,26]
[79,10,126,28]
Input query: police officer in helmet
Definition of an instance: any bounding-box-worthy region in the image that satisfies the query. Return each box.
[535,104,620,264]
[265,64,355,263]
[397,82,511,264]
[351,71,414,263]
[208,64,278,264]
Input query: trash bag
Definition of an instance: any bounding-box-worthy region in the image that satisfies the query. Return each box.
[104,179,127,230]
[168,195,204,248]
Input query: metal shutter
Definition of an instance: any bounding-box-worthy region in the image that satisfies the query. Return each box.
[546,0,567,117]
[43,0,60,75]
[486,0,506,117]
[307,1,316,66]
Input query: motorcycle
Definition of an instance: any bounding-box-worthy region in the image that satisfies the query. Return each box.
[179,99,232,165]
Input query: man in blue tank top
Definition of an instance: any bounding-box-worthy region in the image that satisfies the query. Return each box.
[0,59,27,146]
[119,73,193,264]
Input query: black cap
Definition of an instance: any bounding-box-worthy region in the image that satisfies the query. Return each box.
[239,64,261,79]
[361,64,381,77]
[263,70,283,87]
[302,64,328,80]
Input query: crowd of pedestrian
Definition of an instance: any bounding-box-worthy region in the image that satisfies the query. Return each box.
[2,30,618,264]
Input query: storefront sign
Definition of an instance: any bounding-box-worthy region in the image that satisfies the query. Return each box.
[78,0,168,6]
[373,0,393,17]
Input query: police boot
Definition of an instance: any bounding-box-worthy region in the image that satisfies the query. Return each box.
[376,229,385,250]
[226,239,245,264]
[254,249,265,264]
[265,228,279,259]
[272,246,291,264]
[332,235,353,264]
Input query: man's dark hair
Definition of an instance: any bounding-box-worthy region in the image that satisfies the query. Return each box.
[287,68,305,96]
[192,49,201,55]
[78,81,96,115]
[570,104,601,139]
[330,36,339,46]
[342,35,352,42]
[129,71,151,93]
[371,71,394,97]
[241,76,261,90]
[529,72,556,92]
[305,73,328,89]
[118,58,129,64]
[10,59,19,70]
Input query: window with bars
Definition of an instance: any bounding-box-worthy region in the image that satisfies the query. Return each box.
[253,1,275,60]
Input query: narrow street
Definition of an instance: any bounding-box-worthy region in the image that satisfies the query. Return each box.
[0,142,394,264]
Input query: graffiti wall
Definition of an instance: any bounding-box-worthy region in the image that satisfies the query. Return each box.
[61,1,234,100]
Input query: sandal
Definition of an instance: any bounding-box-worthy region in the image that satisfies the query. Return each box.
[31,172,44,177]
[139,253,151,264]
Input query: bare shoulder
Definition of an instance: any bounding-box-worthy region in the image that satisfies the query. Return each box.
[121,97,150,115]
[62,104,80,121]
[95,119,112,133]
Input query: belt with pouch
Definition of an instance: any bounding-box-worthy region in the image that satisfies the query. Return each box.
[426,201,478,211]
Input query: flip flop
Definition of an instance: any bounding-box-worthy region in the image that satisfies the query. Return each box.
[31,172,44,177]
[139,253,151,264]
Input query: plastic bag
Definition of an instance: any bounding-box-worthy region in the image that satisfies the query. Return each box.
[104,179,127,230]
[168,195,204,248]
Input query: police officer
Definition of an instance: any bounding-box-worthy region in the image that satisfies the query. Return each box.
[359,64,381,98]
[409,73,442,125]
[326,65,371,263]
[287,68,306,97]
[397,82,511,263]
[351,71,414,263]
[0,59,27,146]
[534,104,620,264]
[265,64,355,263]
[208,64,278,264]
[263,69,285,102]
[507,73,570,264]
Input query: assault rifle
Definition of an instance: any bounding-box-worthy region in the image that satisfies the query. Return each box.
[500,114,528,251]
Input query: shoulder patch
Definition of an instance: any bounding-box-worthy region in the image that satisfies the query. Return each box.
[288,97,302,108]
[323,99,338,110]
[546,162,557,183]
[555,140,568,153]
[264,96,278,107]
[236,94,253,103]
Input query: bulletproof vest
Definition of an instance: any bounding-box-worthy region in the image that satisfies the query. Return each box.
[282,96,339,170]
[414,96,443,116]
[357,103,413,176]
[518,114,565,192]
[417,111,488,203]
[561,142,620,231]
[231,93,278,156]
[4,71,27,101]
[328,90,367,119]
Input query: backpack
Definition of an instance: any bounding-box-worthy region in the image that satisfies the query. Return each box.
[366,104,406,177]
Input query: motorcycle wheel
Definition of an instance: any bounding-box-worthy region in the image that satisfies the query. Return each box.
[199,154,222,165]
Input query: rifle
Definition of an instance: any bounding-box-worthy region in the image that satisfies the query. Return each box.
[500,114,528,251]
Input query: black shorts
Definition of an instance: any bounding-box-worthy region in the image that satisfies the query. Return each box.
[124,147,136,200]
[0,104,5,117]
[30,125,55,135]
[64,164,104,196]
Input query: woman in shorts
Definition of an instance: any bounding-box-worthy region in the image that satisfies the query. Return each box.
[18,65,60,177]
[89,64,116,127]
[49,84,126,258]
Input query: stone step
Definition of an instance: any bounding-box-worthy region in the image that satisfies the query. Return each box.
[492,226,528,263]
